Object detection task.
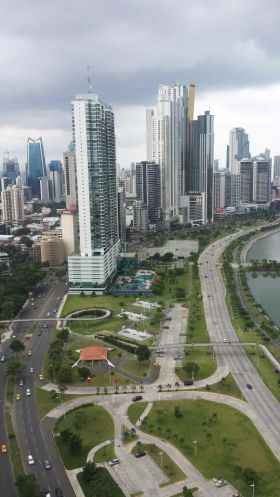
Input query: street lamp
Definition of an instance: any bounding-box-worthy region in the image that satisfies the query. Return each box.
[192,440,197,456]
[159,451,163,470]
[250,482,255,497]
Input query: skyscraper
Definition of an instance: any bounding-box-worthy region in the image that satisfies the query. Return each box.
[240,159,253,203]
[68,91,120,294]
[64,143,77,211]
[253,158,271,203]
[273,156,280,179]
[191,111,214,221]
[1,186,24,224]
[48,160,64,202]
[146,84,191,223]
[26,137,47,197]
[3,156,19,182]
[228,127,250,174]
[136,161,161,225]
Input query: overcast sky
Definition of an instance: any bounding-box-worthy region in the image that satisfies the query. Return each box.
[1,0,280,169]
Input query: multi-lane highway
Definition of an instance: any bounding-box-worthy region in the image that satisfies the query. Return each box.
[199,232,280,459]
[0,275,75,497]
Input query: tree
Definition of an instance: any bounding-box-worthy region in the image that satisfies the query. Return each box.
[243,467,259,484]
[15,474,43,497]
[136,345,151,362]
[58,328,69,342]
[57,364,73,384]
[10,339,25,356]
[83,461,97,482]
[175,287,186,299]
[183,486,194,497]
[77,366,91,380]
[184,361,200,375]
[68,433,82,453]
[6,357,25,381]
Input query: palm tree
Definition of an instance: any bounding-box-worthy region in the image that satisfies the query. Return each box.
[140,385,144,392]
[104,387,108,394]
[158,384,162,392]
[175,381,180,390]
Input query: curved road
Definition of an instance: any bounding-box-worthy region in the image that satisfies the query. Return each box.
[199,232,280,459]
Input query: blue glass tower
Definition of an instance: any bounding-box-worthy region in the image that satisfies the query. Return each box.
[27,137,47,197]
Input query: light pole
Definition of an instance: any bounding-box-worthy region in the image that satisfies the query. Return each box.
[250,482,255,497]
[192,361,197,399]
[192,440,197,456]
[159,451,163,470]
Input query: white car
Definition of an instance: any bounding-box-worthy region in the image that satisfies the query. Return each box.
[109,458,120,466]
[27,454,35,465]
[1,356,5,362]
[47,312,50,317]
[30,368,34,373]
[26,389,31,396]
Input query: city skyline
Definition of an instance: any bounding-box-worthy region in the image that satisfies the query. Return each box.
[0,1,280,167]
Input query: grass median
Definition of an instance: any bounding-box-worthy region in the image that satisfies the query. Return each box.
[140,399,280,497]
[77,468,125,497]
[127,401,148,425]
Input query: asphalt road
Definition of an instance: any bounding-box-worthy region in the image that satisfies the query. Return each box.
[13,276,76,497]
[199,231,280,459]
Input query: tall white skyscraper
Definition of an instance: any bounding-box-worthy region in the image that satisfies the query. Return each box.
[228,127,250,174]
[146,84,189,223]
[68,92,120,294]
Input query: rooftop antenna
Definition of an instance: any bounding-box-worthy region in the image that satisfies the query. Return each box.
[87,65,93,94]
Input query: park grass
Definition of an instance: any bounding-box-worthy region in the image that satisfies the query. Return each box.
[55,404,114,470]
[77,468,125,497]
[94,443,115,462]
[175,347,216,382]
[127,401,148,425]
[267,345,280,363]
[198,373,242,399]
[6,413,24,477]
[36,388,82,419]
[122,356,150,378]
[141,399,280,497]
[61,294,135,316]
[245,346,280,402]
[131,442,186,486]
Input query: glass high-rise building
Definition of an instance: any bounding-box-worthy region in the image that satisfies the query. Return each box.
[26,137,47,197]
[228,127,250,174]
[146,84,192,223]
[191,111,214,222]
[68,92,120,294]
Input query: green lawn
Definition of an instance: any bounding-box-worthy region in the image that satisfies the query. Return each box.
[94,443,115,462]
[198,373,242,399]
[122,356,150,378]
[77,468,125,497]
[55,404,114,469]
[61,295,135,316]
[6,380,14,404]
[245,346,280,402]
[141,399,280,497]
[6,414,24,477]
[36,388,83,419]
[132,442,186,486]
[176,347,216,382]
[127,402,148,425]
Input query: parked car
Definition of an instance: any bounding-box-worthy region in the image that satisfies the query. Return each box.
[135,450,146,458]
[109,458,120,466]
[184,380,193,386]
[132,395,143,402]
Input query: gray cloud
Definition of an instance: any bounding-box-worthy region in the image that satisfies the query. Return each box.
[1,0,280,163]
